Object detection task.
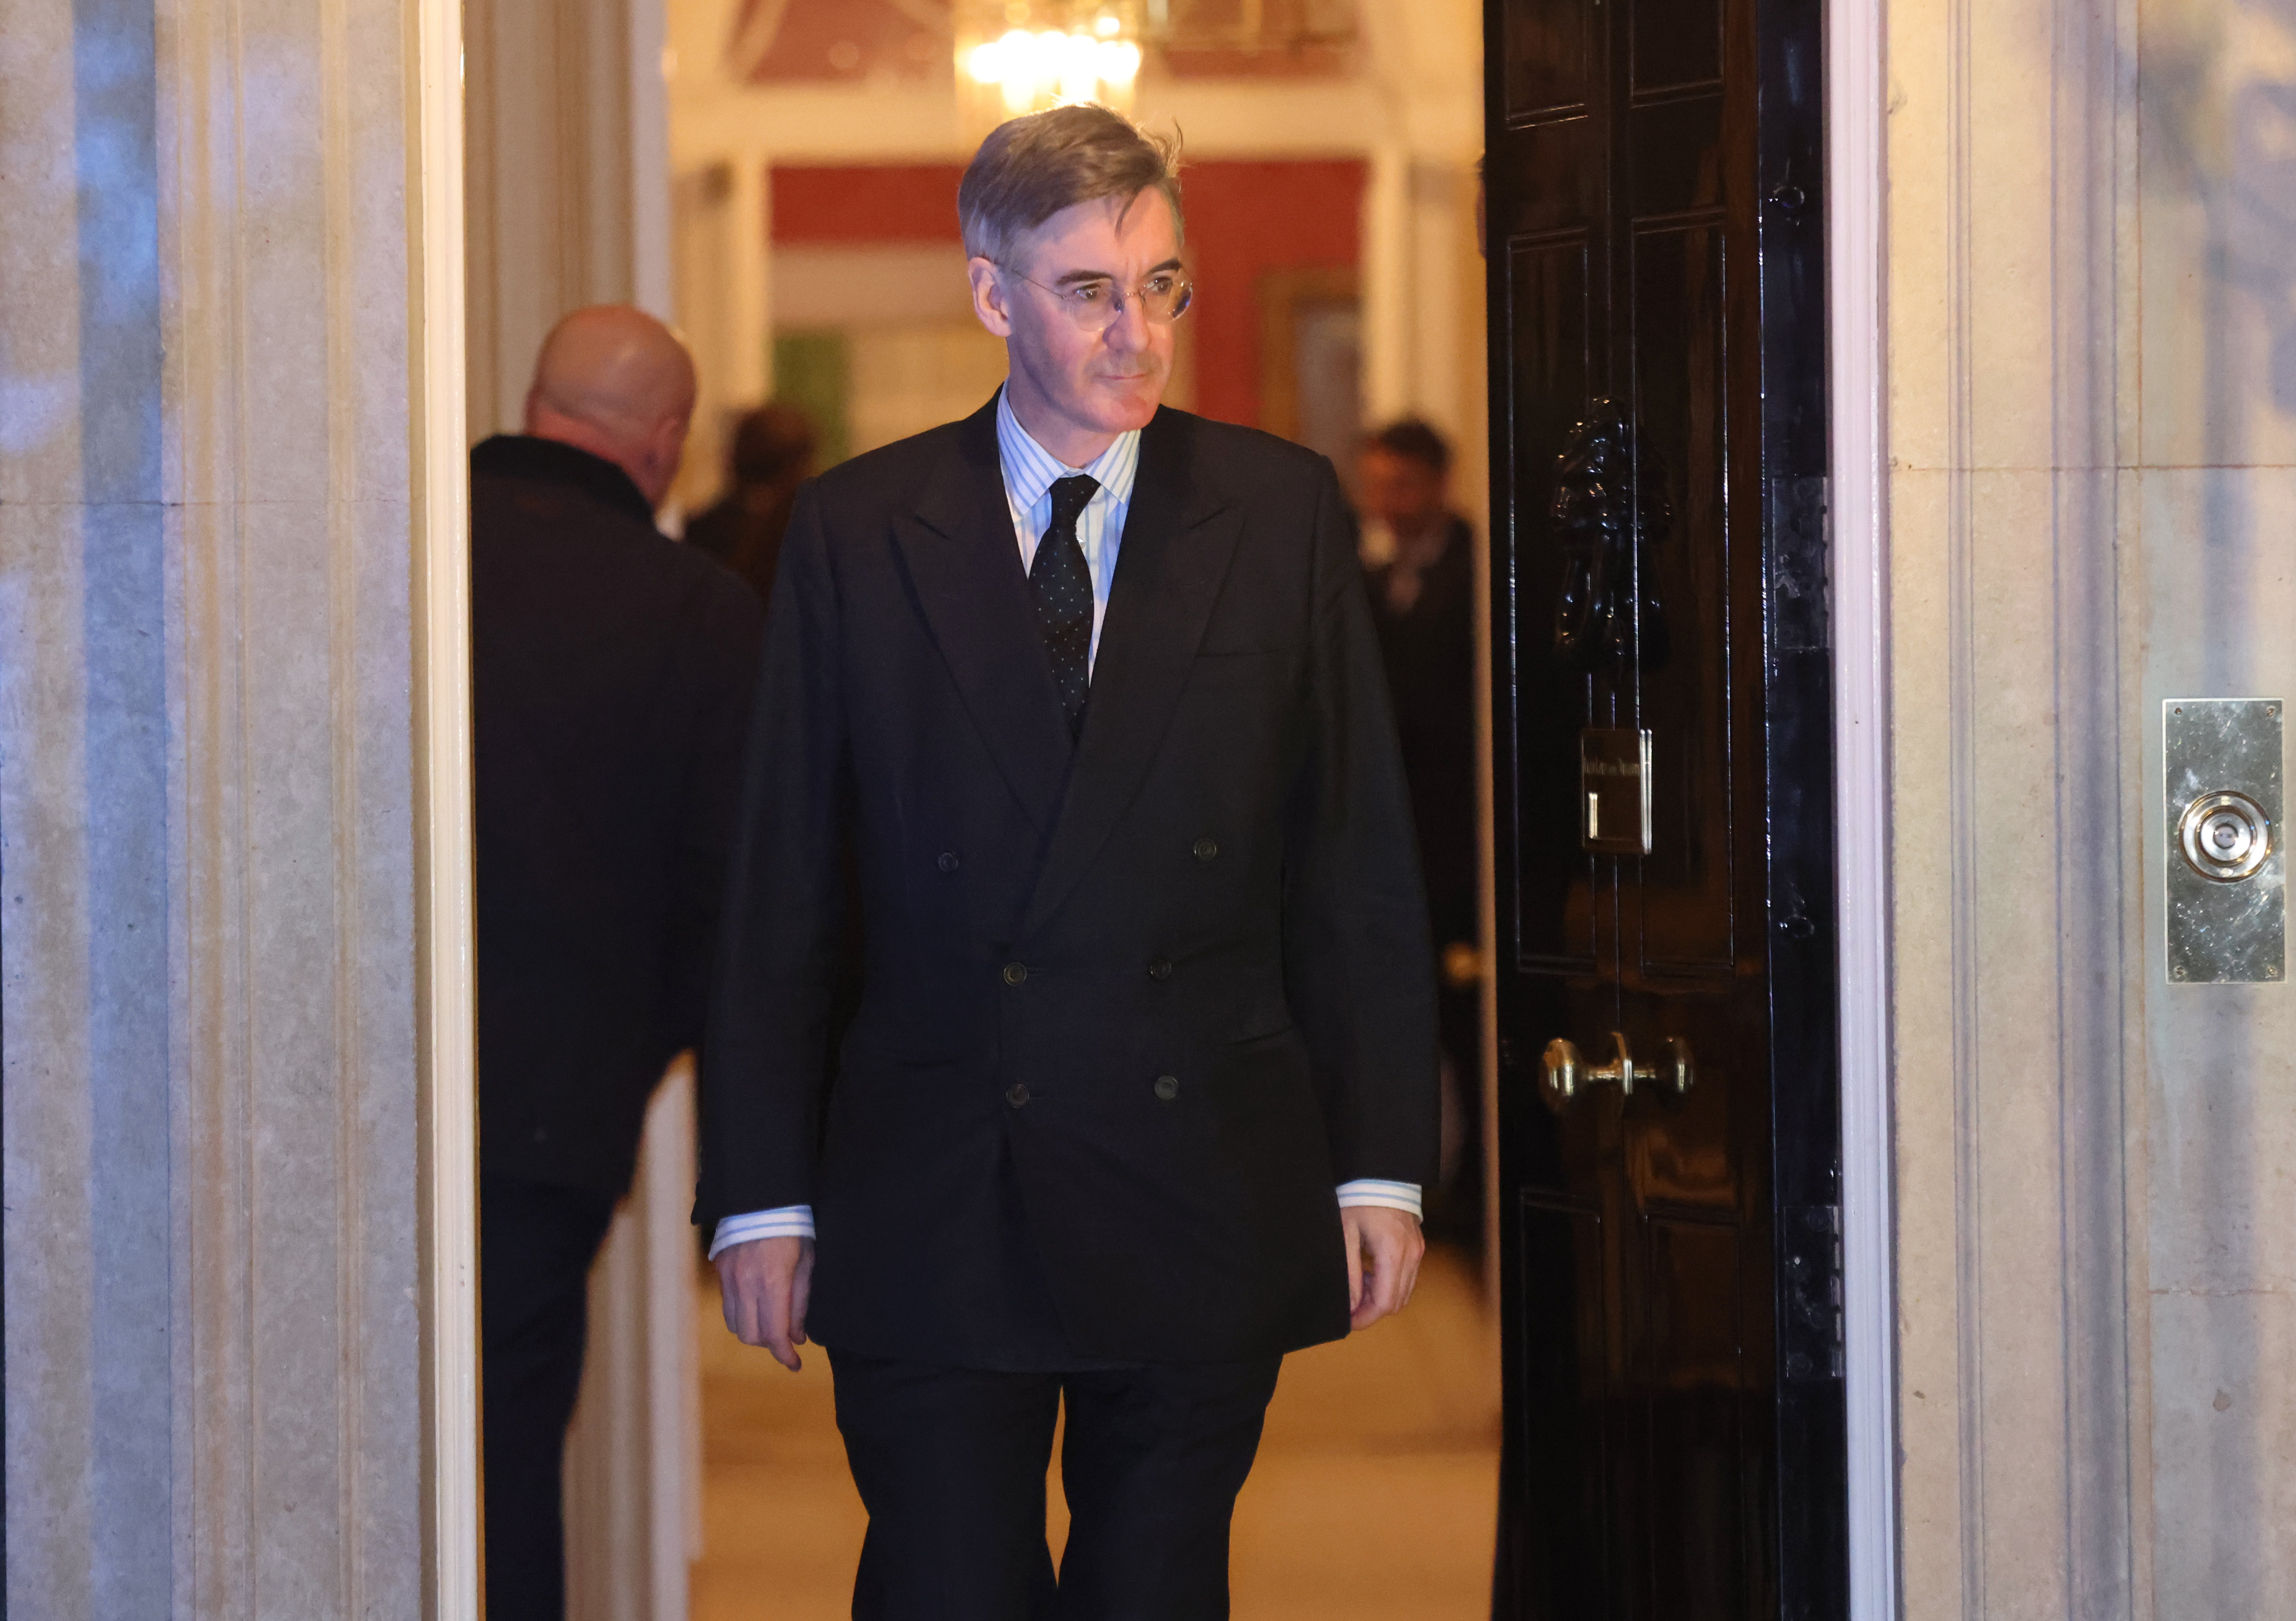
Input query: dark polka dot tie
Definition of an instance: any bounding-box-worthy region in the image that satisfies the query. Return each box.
[1031,474,1099,738]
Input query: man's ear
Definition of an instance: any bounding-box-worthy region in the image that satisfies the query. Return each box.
[635,413,688,506]
[967,256,1014,339]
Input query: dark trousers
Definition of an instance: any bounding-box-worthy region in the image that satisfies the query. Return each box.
[828,1349,1284,1621]
[481,1173,619,1621]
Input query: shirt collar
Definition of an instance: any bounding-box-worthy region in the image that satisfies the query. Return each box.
[995,386,1140,513]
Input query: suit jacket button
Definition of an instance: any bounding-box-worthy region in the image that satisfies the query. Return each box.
[938,851,960,873]
[1002,961,1029,986]
[1192,837,1219,862]
[1006,1083,1031,1108]
[1147,958,1172,981]
[1153,1075,1180,1102]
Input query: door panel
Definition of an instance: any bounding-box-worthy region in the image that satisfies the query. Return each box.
[1629,220,1735,973]
[1627,101,1727,215]
[1487,0,1843,1612]
[1641,1215,1746,1619]
[1515,1194,1613,1618]
[1629,0,1723,91]
[1501,235,1596,970]
[1502,0,1596,119]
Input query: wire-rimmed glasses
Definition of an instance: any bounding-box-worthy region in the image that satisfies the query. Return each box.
[1002,265,1195,331]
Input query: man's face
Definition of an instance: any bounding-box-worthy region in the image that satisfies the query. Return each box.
[1356,447,1448,531]
[969,189,1182,450]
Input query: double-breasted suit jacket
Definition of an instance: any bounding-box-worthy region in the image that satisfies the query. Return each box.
[697,394,1441,1367]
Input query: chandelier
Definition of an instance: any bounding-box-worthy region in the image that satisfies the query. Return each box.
[956,2,1145,135]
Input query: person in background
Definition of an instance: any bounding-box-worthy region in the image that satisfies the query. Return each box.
[471,306,764,1620]
[1357,417,1484,1252]
[683,401,819,605]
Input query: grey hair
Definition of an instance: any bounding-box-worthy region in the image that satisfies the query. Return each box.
[958,104,1184,267]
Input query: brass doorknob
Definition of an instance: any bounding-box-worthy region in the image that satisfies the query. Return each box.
[1540,1032,1637,1113]
[1539,1032,1694,1113]
[1540,1038,1584,1109]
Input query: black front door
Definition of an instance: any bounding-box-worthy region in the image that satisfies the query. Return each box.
[1483,0,1844,1615]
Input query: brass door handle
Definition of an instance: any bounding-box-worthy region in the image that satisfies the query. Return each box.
[1539,1032,1695,1113]
[1540,1031,1632,1111]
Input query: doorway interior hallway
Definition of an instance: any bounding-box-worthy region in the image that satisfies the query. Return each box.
[689,1246,1501,1619]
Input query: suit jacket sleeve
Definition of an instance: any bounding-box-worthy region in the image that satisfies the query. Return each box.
[695,484,846,1225]
[1283,460,1444,1188]
[663,580,766,1055]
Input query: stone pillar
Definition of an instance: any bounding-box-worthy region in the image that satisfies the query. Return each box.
[2130,1,2296,1607]
[1883,0,2142,1610]
[0,0,470,1610]
[1881,0,2296,1612]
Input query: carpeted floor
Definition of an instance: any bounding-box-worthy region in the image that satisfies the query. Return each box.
[690,1245,1501,1621]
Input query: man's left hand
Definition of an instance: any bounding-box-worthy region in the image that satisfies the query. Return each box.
[1343,1204,1426,1331]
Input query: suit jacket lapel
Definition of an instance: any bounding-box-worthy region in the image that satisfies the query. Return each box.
[895,397,1074,833]
[1023,408,1239,937]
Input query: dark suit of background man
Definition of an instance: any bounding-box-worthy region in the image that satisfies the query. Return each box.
[1355,419,1483,1252]
[473,305,764,1621]
[699,104,1441,1618]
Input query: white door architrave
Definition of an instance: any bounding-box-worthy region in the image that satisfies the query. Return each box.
[1826,1,1899,1615]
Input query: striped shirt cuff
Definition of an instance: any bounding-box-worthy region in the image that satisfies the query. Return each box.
[708,1205,815,1260]
[1334,1179,1423,1219]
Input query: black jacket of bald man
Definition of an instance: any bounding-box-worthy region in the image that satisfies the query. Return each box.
[696,396,1441,1369]
[472,433,765,1196]
[472,433,763,1621]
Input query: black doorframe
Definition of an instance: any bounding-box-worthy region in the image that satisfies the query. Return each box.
[1750,0,1850,1611]
[1477,0,1850,1609]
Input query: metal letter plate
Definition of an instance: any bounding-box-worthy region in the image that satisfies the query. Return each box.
[2165,699,2285,985]
[1581,728,1653,856]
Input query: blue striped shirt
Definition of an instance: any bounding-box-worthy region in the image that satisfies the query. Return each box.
[994,386,1139,675]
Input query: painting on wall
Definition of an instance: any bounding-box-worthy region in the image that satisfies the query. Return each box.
[1257,265,1362,476]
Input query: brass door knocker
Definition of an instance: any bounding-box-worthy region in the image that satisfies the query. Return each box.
[1550,402,1672,672]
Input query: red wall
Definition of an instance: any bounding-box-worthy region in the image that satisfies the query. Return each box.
[771,159,1364,430]
[1170,161,1361,428]
[772,165,966,243]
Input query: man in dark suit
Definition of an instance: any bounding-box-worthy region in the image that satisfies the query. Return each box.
[472,305,764,1621]
[700,106,1438,1617]
[1357,418,1484,1250]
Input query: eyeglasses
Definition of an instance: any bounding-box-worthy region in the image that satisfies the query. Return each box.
[1002,266,1195,330]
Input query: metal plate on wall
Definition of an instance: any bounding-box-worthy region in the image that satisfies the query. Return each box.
[2165,699,2285,984]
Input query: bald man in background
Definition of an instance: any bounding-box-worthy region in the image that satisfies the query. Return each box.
[472,306,764,1618]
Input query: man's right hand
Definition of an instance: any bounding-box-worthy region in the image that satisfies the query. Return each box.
[714,1235,815,1371]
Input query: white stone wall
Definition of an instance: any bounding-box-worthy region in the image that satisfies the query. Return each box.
[2133,0,2296,1606]
[1885,0,2144,1608]
[0,0,443,1608]
[1886,0,2296,1613]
